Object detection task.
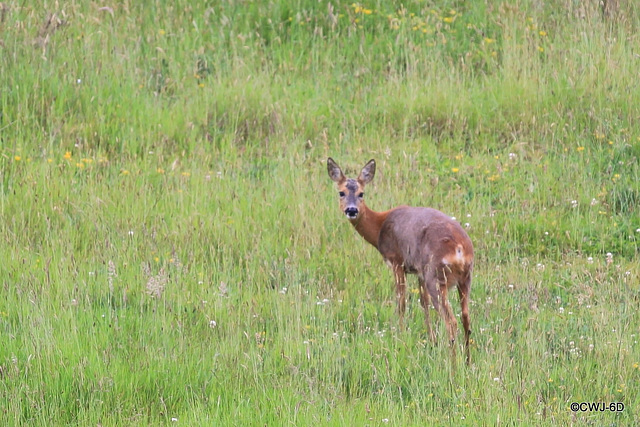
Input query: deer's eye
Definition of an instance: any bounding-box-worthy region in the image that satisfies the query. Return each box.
[358,192,364,198]
[339,191,345,197]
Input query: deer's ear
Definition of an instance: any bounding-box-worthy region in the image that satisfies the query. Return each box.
[358,159,376,184]
[327,158,345,183]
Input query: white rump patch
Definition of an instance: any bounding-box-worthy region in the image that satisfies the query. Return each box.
[443,245,465,266]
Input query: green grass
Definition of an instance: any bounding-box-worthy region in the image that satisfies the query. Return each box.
[1,0,639,425]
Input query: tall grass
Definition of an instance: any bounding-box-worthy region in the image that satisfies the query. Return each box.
[1,1,639,425]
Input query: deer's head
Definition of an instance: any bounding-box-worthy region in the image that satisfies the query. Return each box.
[327,158,375,221]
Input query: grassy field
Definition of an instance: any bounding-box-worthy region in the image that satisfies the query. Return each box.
[1,0,639,425]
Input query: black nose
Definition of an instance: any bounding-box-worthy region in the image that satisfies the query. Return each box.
[345,207,358,218]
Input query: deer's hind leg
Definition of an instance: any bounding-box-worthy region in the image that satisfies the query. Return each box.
[424,268,458,362]
[457,273,472,365]
[418,275,436,343]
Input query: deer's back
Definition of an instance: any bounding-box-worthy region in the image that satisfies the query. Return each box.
[377,207,473,276]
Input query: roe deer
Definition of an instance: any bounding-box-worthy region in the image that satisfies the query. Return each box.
[327,158,474,365]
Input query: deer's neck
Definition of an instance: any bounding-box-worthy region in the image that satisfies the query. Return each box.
[350,204,391,249]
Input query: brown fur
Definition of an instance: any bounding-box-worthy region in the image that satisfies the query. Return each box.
[327,158,474,365]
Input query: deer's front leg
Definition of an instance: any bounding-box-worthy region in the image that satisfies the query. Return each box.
[392,264,407,329]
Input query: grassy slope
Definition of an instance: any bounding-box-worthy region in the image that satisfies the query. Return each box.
[1,0,639,425]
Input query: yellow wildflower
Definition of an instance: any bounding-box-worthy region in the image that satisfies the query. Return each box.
[64,151,72,160]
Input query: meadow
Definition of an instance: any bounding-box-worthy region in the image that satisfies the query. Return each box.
[1,0,639,425]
